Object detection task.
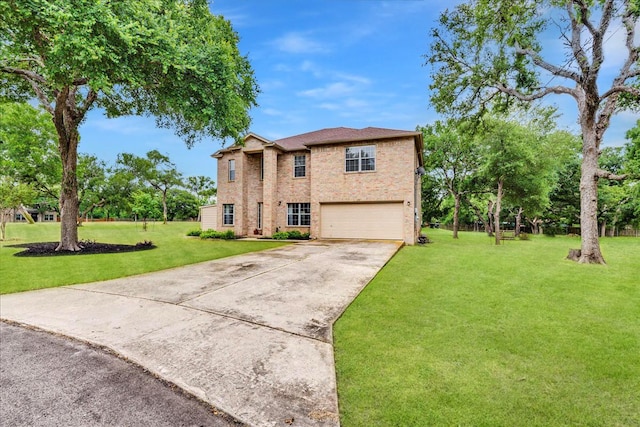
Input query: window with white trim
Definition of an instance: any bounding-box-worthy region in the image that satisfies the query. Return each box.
[287,203,310,227]
[294,155,306,177]
[345,145,375,172]
[223,204,234,225]
[44,214,54,221]
[228,159,236,181]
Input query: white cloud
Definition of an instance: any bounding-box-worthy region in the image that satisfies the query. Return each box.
[298,82,357,99]
[272,32,330,54]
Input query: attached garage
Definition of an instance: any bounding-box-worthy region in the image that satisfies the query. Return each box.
[200,205,218,230]
[320,202,404,240]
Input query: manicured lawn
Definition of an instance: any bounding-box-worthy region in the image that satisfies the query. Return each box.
[0,221,287,294]
[334,229,640,426]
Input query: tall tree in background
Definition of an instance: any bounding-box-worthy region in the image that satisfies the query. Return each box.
[185,175,217,221]
[0,103,60,214]
[420,119,482,238]
[1,0,258,251]
[77,155,108,224]
[428,0,639,263]
[117,150,183,224]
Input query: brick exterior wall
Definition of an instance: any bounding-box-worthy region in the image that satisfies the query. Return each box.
[213,135,421,244]
[275,151,311,234]
[309,137,418,244]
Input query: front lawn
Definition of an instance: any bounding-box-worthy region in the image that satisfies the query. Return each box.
[0,221,287,294]
[334,229,640,426]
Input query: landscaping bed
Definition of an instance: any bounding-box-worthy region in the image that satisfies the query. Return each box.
[10,241,155,257]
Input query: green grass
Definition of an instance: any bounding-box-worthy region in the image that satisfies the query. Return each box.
[335,229,640,426]
[0,221,287,294]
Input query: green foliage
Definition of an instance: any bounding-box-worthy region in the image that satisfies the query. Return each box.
[186,176,217,206]
[0,0,258,144]
[117,150,184,223]
[271,231,310,240]
[131,191,161,231]
[186,229,202,237]
[166,189,199,221]
[78,154,108,219]
[1,0,258,247]
[200,229,236,240]
[0,102,60,203]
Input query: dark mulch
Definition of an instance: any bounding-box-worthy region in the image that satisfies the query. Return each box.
[9,241,156,257]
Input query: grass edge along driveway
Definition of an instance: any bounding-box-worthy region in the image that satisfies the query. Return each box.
[1,222,287,294]
[334,229,640,427]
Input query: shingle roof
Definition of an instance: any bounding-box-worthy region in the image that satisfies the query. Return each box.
[212,127,423,162]
[274,127,420,151]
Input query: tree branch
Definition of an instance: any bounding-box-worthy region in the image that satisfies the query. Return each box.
[495,82,578,102]
[0,65,47,84]
[78,89,98,120]
[1,65,54,114]
[596,169,626,181]
[566,1,591,76]
[600,85,640,101]
[514,44,581,82]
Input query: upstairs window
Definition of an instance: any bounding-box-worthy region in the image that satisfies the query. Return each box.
[294,155,306,177]
[287,203,310,226]
[228,159,236,181]
[345,145,375,172]
[260,155,264,181]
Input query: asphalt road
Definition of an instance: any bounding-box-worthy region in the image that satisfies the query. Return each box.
[0,322,242,427]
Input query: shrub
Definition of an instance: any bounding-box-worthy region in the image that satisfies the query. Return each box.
[222,229,236,240]
[287,230,303,239]
[199,229,237,240]
[186,229,202,237]
[518,232,530,241]
[270,230,310,240]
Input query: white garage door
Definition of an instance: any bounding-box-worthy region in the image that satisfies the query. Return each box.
[320,202,404,240]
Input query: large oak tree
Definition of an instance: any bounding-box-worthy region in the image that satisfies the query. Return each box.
[1,0,258,251]
[428,0,639,263]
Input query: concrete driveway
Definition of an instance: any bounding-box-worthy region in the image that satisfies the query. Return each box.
[0,240,400,427]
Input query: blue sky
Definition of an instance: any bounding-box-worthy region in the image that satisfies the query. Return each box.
[78,0,638,181]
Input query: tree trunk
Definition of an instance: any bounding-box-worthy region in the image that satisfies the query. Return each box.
[578,125,605,263]
[0,210,7,240]
[494,180,503,246]
[487,200,495,236]
[452,193,461,239]
[162,189,168,224]
[54,98,81,252]
[515,207,523,237]
[600,220,607,238]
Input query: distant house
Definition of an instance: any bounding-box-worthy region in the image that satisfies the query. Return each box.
[6,208,58,223]
[202,127,424,244]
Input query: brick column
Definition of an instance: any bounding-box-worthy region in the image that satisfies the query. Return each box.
[262,147,278,236]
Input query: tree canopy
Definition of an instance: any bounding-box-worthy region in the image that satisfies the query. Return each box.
[428,0,639,263]
[1,0,258,250]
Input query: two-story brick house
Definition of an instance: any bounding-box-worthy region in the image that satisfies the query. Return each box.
[203,127,424,244]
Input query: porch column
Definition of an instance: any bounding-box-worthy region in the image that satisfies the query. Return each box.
[262,147,278,237]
